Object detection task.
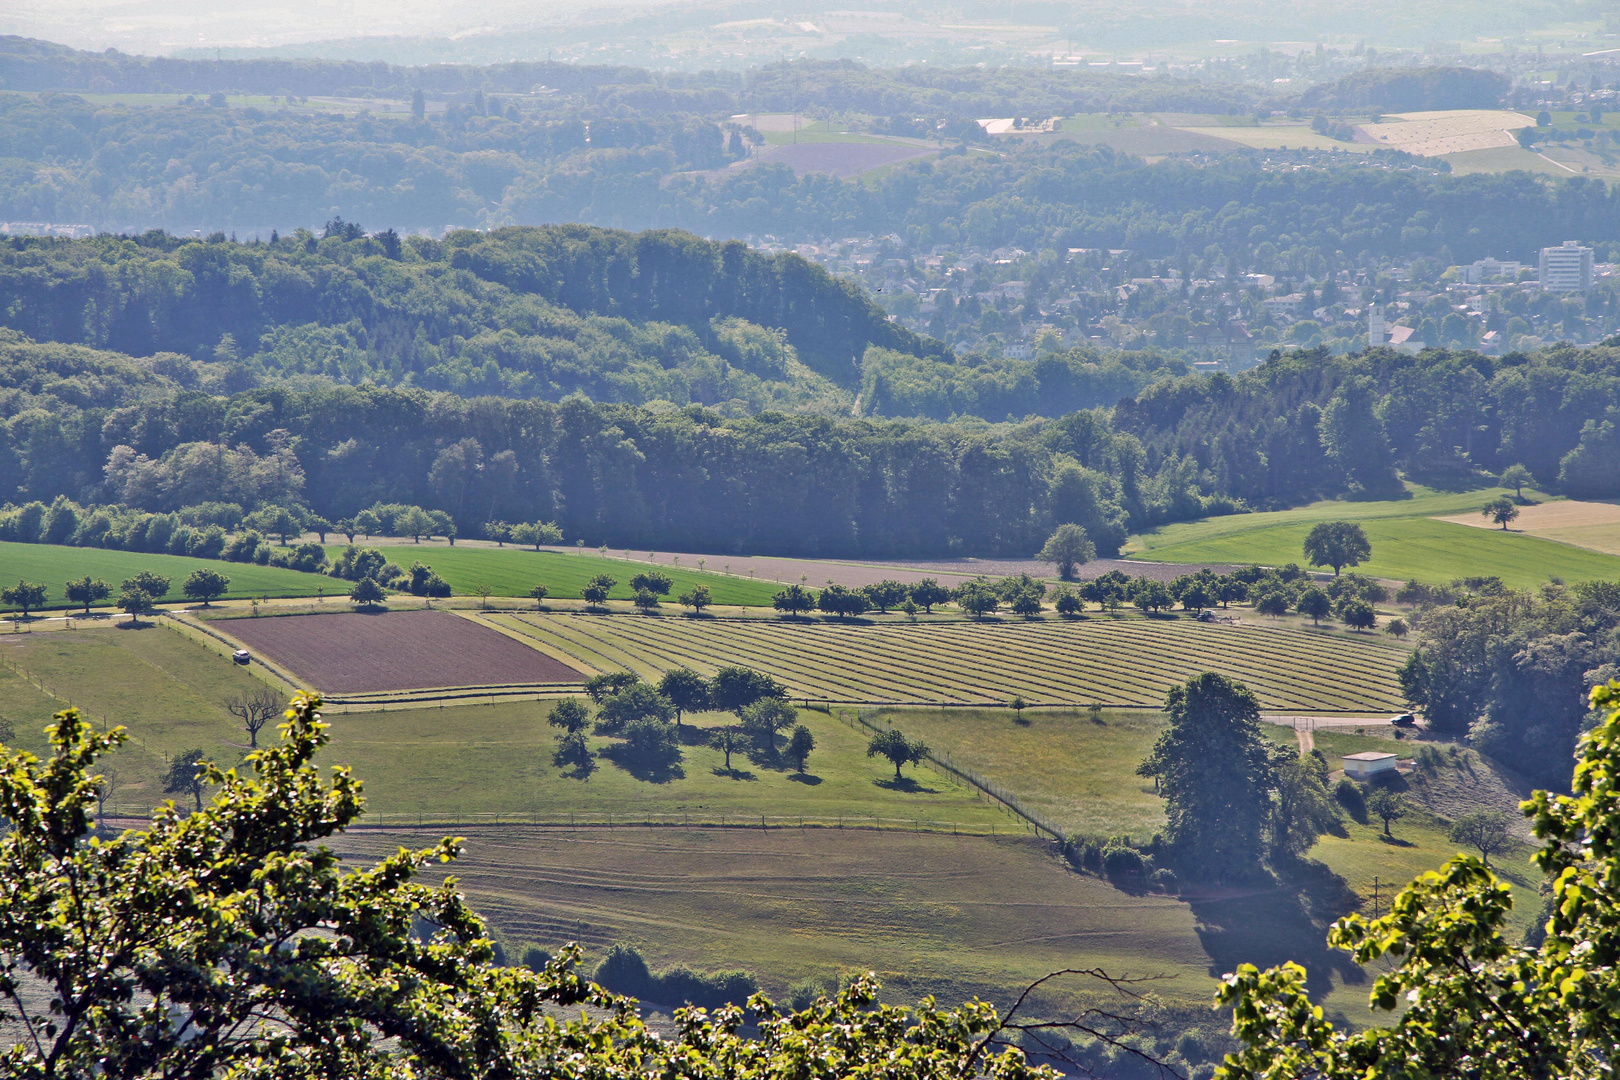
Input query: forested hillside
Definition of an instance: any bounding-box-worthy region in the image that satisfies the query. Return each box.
[3,87,1615,260]
[0,227,950,405]
[4,322,1618,556]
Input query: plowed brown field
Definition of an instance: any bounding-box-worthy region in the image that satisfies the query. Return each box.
[221,609,584,692]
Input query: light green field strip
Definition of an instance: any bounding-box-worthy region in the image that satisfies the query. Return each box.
[488,614,1406,711]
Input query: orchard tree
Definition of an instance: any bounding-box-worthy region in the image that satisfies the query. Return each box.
[181,567,231,606]
[1297,586,1331,626]
[529,584,549,609]
[2,580,48,618]
[1385,617,1409,640]
[1036,524,1096,580]
[118,586,158,625]
[64,576,109,614]
[657,667,709,728]
[1303,521,1371,576]
[955,581,1000,620]
[862,580,909,613]
[818,585,870,620]
[1339,598,1377,631]
[909,578,951,613]
[596,684,672,732]
[305,515,333,543]
[630,570,673,596]
[1253,589,1291,618]
[584,671,641,704]
[547,697,591,734]
[709,667,785,714]
[1448,808,1512,866]
[581,573,615,607]
[223,687,282,748]
[679,584,712,614]
[709,723,745,771]
[349,576,386,609]
[163,748,209,811]
[868,728,927,782]
[632,588,661,612]
[787,724,816,773]
[772,583,815,616]
[740,698,798,757]
[1482,496,1520,530]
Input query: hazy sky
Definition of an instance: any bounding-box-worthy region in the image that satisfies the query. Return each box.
[1,0,682,53]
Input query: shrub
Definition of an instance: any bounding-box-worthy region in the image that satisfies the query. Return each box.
[1334,777,1367,823]
[1149,867,1179,893]
[519,945,551,972]
[593,943,759,1010]
[1101,842,1146,883]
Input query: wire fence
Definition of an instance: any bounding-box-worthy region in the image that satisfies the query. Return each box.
[838,707,1071,847]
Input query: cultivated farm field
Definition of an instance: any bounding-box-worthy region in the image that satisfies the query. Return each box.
[0,541,336,611]
[1438,497,1620,556]
[217,610,585,693]
[486,612,1408,711]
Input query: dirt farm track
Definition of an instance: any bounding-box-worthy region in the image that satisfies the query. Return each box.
[219,610,585,693]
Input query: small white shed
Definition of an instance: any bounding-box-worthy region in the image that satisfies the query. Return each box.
[1343,751,1398,780]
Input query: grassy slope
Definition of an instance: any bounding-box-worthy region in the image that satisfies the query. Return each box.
[0,541,336,611]
[326,546,781,606]
[1127,486,1620,588]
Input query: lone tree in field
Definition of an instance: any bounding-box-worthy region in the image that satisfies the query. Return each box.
[772,583,815,616]
[1385,617,1409,639]
[678,584,711,614]
[1297,586,1332,626]
[163,748,209,811]
[1303,521,1370,576]
[657,668,709,728]
[1500,462,1533,499]
[868,728,928,782]
[2,580,48,618]
[1139,672,1275,881]
[529,584,548,609]
[349,577,386,609]
[224,688,283,749]
[909,579,951,614]
[1036,524,1096,580]
[1366,786,1408,837]
[1482,496,1520,530]
[787,724,815,773]
[182,568,231,607]
[64,576,109,615]
[1448,808,1512,866]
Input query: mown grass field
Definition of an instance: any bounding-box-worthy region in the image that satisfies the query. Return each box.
[325,545,780,607]
[1127,485,1620,588]
[0,541,337,611]
[331,826,1219,1011]
[486,611,1409,711]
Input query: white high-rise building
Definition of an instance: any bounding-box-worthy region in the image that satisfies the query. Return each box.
[1540,241,1593,292]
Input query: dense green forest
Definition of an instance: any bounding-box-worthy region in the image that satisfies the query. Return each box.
[4,305,1618,555]
[0,227,955,407]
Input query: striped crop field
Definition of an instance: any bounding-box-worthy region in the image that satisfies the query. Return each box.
[482,613,1408,712]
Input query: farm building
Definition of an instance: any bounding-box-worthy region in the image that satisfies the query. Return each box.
[1343,751,1399,780]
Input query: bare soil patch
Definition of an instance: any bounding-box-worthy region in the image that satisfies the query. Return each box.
[220,610,583,693]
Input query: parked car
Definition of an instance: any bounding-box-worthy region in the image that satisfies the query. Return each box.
[232,649,251,664]
[1390,712,1416,726]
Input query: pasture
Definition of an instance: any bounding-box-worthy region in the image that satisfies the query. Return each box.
[0,541,336,612]
[217,610,585,693]
[1127,484,1620,588]
[486,611,1409,711]
[325,545,780,607]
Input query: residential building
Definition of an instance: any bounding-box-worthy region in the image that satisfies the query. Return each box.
[1540,241,1594,292]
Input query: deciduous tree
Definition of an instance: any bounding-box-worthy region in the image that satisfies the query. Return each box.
[64,576,110,614]
[772,583,815,616]
[2,580,48,618]
[181,567,230,606]
[909,579,951,613]
[1036,523,1095,580]
[867,728,927,782]
[163,747,209,810]
[1448,808,1511,866]
[678,583,712,614]
[657,668,709,727]
[1366,786,1408,836]
[1499,462,1532,498]
[1482,496,1519,530]
[1297,586,1331,626]
[224,687,283,748]
[787,724,815,773]
[1303,520,1371,576]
